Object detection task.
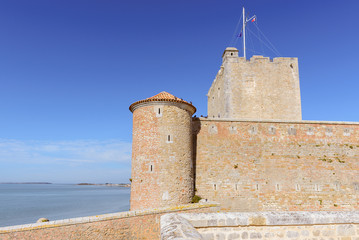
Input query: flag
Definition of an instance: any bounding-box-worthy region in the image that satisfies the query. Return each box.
[237,32,242,38]
[251,17,256,22]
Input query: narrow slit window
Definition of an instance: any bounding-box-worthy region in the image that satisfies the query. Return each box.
[150,165,153,172]
[256,184,259,190]
[214,184,217,190]
[168,135,171,142]
[276,184,280,191]
[156,107,162,117]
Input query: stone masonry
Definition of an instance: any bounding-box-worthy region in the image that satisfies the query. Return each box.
[207,47,301,120]
[129,48,358,213]
[194,118,359,211]
[129,92,196,210]
[161,211,359,240]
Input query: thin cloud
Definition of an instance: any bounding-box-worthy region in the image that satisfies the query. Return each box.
[0,139,132,165]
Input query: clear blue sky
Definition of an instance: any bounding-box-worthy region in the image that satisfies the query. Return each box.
[0,0,358,183]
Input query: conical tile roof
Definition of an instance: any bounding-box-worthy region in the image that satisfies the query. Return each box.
[129,91,196,114]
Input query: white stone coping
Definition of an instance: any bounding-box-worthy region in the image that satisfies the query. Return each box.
[196,117,359,125]
[161,211,359,240]
[0,202,219,234]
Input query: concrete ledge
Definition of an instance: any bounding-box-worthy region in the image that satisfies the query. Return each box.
[0,202,219,234]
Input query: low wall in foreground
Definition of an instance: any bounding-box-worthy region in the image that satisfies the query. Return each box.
[161,211,359,240]
[0,202,219,240]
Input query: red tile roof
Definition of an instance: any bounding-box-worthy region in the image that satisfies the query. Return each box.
[129,91,196,114]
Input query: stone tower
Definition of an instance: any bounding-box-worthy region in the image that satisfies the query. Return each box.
[207,47,302,120]
[129,91,196,210]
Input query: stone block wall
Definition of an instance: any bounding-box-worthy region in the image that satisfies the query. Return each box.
[131,102,194,210]
[0,202,219,240]
[161,211,359,240]
[208,49,301,121]
[194,118,359,211]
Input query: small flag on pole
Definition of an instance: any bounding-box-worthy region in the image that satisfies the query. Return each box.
[251,17,256,22]
[237,32,242,38]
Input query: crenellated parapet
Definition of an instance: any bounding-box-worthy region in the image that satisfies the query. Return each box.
[208,47,301,121]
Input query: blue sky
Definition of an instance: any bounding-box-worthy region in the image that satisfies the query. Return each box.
[0,0,358,183]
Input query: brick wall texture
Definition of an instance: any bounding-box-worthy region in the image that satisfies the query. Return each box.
[194,118,359,211]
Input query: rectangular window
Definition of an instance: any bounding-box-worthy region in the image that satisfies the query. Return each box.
[148,164,154,173]
[166,134,173,143]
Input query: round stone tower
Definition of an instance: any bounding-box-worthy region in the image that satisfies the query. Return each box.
[129,91,196,210]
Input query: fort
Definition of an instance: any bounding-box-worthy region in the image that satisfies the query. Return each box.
[1,47,358,239]
[129,47,359,212]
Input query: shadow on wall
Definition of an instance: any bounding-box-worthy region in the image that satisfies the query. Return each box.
[192,118,202,197]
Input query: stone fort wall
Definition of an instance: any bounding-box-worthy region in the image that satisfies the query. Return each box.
[194,118,359,211]
[161,211,359,240]
[0,202,219,240]
[130,102,194,210]
[208,49,302,121]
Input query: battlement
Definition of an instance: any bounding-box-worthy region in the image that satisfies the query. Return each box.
[222,48,297,64]
[210,47,301,121]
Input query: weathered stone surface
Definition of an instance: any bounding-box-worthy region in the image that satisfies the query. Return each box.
[337,225,355,236]
[208,49,301,121]
[130,98,195,210]
[0,202,218,240]
[174,212,359,240]
[161,214,203,240]
[194,118,359,212]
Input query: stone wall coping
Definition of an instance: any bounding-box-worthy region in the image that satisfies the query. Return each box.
[161,211,359,240]
[161,214,203,240]
[0,202,219,234]
[179,211,359,227]
[195,117,359,125]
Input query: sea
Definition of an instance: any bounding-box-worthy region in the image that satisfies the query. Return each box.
[0,184,130,227]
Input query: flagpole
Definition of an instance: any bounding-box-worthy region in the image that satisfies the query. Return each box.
[243,7,246,59]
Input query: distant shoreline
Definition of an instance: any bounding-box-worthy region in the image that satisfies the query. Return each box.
[77,183,131,187]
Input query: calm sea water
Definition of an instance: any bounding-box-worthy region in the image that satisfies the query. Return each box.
[0,184,130,227]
